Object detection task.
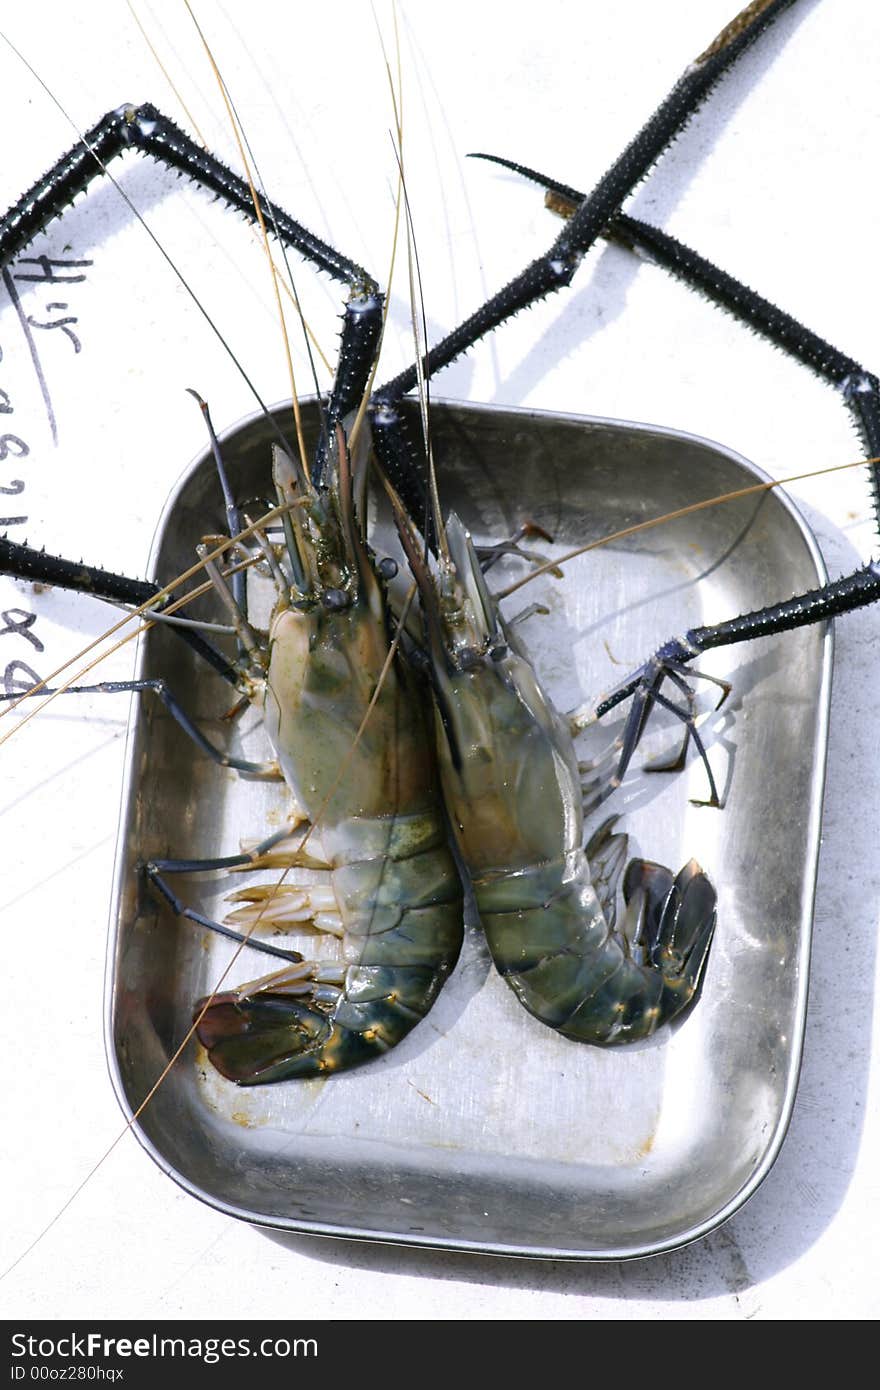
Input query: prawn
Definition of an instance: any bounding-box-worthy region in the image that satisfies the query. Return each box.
[186,428,464,1082]
[393,487,716,1045]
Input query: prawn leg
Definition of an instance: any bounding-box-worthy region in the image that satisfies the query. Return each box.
[144,823,322,968]
[2,4,804,527]
[0,677,278,773]
[572,661,729,809]
[145,868,305,967]
[578,564,880,803]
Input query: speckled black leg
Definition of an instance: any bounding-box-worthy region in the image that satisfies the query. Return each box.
[2,8,801,520]
[369,400,433,546]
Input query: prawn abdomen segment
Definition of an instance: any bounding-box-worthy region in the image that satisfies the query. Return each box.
[333,824,464,956]
[478,850,716,1044]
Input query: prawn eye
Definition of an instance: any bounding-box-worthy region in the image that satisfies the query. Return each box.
[489,644,508,662]
[322,587,350,611]
[377,557,398,580]
[457,646,482,670]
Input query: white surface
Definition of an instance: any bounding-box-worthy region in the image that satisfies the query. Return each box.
[0,0,878,1320]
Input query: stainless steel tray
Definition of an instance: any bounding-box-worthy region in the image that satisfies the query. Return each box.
[105,398,831,1260]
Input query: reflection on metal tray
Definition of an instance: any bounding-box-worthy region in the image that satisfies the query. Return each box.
[105,399,830,1260]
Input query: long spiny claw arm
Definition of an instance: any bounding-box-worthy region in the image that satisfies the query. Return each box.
[471,152,880,537]
[369,1,799,504]
[0,101,382,485]
[0,535,238,683]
